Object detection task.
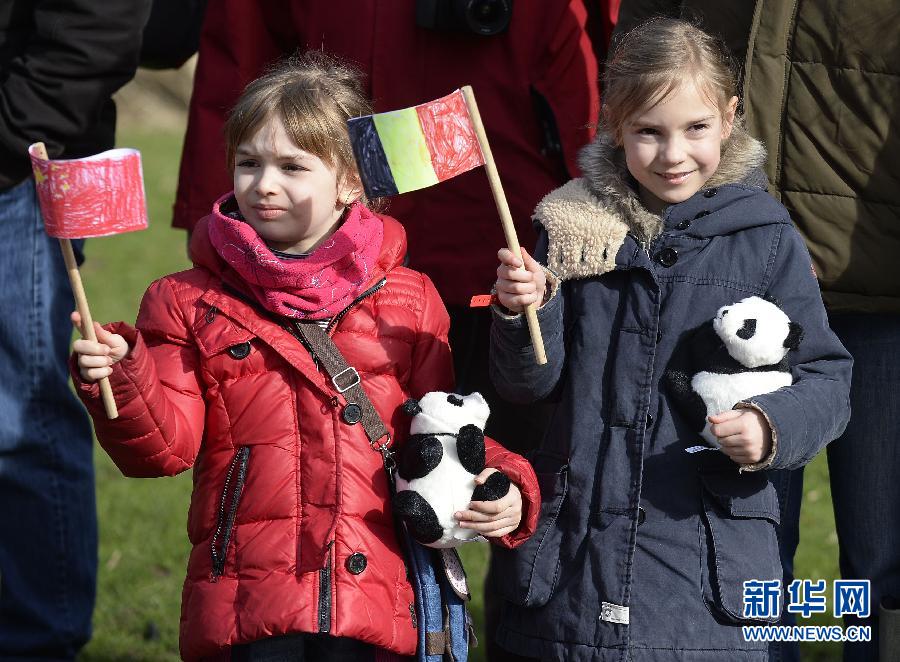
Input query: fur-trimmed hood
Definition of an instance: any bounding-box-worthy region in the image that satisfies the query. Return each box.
[534,125,770,280]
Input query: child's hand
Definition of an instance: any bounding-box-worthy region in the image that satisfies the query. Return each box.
[455,468,523,539]
[71,312,130,382]
[708,409,773,465]
[495,247,546,313]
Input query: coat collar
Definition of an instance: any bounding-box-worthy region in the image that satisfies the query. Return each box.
[535,125,768,280]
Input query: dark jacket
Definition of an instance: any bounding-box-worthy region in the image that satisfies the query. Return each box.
[0,0,151,190]
[489,129,852,660]
[73,207,540,660]
[172,0,613,307]
[614,0,900,312]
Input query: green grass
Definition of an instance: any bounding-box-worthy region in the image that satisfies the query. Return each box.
[79,129,845,660]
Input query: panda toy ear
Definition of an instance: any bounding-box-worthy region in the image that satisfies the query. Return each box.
[784,322,804,350]
[402,398,422,416]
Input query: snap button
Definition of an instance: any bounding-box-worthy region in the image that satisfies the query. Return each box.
[227,342,251,359]
[646,412,654,428]
[637,506,646,525]
[675,219,691,230]
[342,402,362,425]
[703,188,718,198]
[346,552,367,575]
[656,247,678,267]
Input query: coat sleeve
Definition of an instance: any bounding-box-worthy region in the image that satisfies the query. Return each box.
[407,271,540,546]
[0,0,151,189]
[484,437,540,549]
[738,224,853,471]
[489,228,568,404]
[71,279,206,477]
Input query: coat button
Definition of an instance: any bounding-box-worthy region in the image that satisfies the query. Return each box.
[656,247,678,267]
[346,552,367,575]
[342,403,362,425]
[675,219,691,230]
[227,342,251,359]
[638,506,646,525]
[646,412,654,427]
[703,188,718,198]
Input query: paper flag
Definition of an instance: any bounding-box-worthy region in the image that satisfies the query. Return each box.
[347,89,484,198]
[29,144,148,238]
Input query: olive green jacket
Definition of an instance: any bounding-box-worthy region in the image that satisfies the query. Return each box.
[614,0,900,312]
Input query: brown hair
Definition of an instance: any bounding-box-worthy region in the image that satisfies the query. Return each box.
[224,51,371,199]
[602,18,737,144]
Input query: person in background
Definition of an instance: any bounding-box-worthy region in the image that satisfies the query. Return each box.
[0,1,150,658]
[613,3,900,659]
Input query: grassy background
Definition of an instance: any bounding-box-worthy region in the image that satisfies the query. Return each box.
[76,127,847,660]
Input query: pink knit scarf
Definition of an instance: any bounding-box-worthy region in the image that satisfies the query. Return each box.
[208,199,384,320]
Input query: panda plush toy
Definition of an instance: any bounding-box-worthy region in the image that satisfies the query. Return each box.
[665,296,803,448]
[394,391,511,548]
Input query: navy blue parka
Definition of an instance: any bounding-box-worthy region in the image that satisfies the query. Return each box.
[489,128,852,661]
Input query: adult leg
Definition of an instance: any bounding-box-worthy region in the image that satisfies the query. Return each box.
[827,312,900,662]
[448,306,550,662]
[769,467,804,662]
[0,180,97,660]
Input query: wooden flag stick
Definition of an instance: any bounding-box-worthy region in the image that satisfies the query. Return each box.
[460,85,547,365]
[32,142,118,419]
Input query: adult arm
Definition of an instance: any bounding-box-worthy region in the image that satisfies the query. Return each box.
[0,0,151,188]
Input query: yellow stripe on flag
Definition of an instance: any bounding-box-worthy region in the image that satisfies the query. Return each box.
[373,108,438,194]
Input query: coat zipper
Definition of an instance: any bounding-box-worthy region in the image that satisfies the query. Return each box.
[318,540,334,633]
[210,446,251,580]
[284,278,387,365]
[325,278,387,333]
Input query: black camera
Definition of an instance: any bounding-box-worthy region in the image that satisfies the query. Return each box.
[416,0,513,36]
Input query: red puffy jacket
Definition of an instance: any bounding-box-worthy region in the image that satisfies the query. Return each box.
[73,210,539,659]
[173,0,616,306]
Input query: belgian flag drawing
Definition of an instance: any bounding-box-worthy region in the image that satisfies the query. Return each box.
[347,89,484,199]
[347,86,546,365]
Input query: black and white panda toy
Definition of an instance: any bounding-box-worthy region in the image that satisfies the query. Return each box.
[666,296,803,448]
[393,391,511,548]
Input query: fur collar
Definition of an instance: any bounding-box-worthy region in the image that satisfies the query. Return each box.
[534,125,767,280]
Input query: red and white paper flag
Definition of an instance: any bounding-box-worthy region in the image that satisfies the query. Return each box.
[28,144,148,238]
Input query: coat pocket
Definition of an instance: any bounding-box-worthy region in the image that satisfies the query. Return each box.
[699,470,782,623]
[210,446,251,580]
[492,459,568,607]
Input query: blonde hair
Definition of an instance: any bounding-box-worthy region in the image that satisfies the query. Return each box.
[602,18,737,144]
[224,51,371,199]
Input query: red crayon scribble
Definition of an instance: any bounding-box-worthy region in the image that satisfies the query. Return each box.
[29,146,148,239]
[416,90,484,182]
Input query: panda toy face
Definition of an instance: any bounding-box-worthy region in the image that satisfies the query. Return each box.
[665,296,803,449]
[713,296,800,368]
[410,391,490,437]
[393,391,510,548]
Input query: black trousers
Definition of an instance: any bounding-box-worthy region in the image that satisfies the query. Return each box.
[230,633,376,662]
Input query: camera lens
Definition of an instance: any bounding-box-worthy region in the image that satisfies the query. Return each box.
[464,0,511,36]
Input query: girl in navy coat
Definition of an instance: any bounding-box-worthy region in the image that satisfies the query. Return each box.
[489,18,853,661]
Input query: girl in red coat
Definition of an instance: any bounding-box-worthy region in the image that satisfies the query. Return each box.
[71,52,539,661]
